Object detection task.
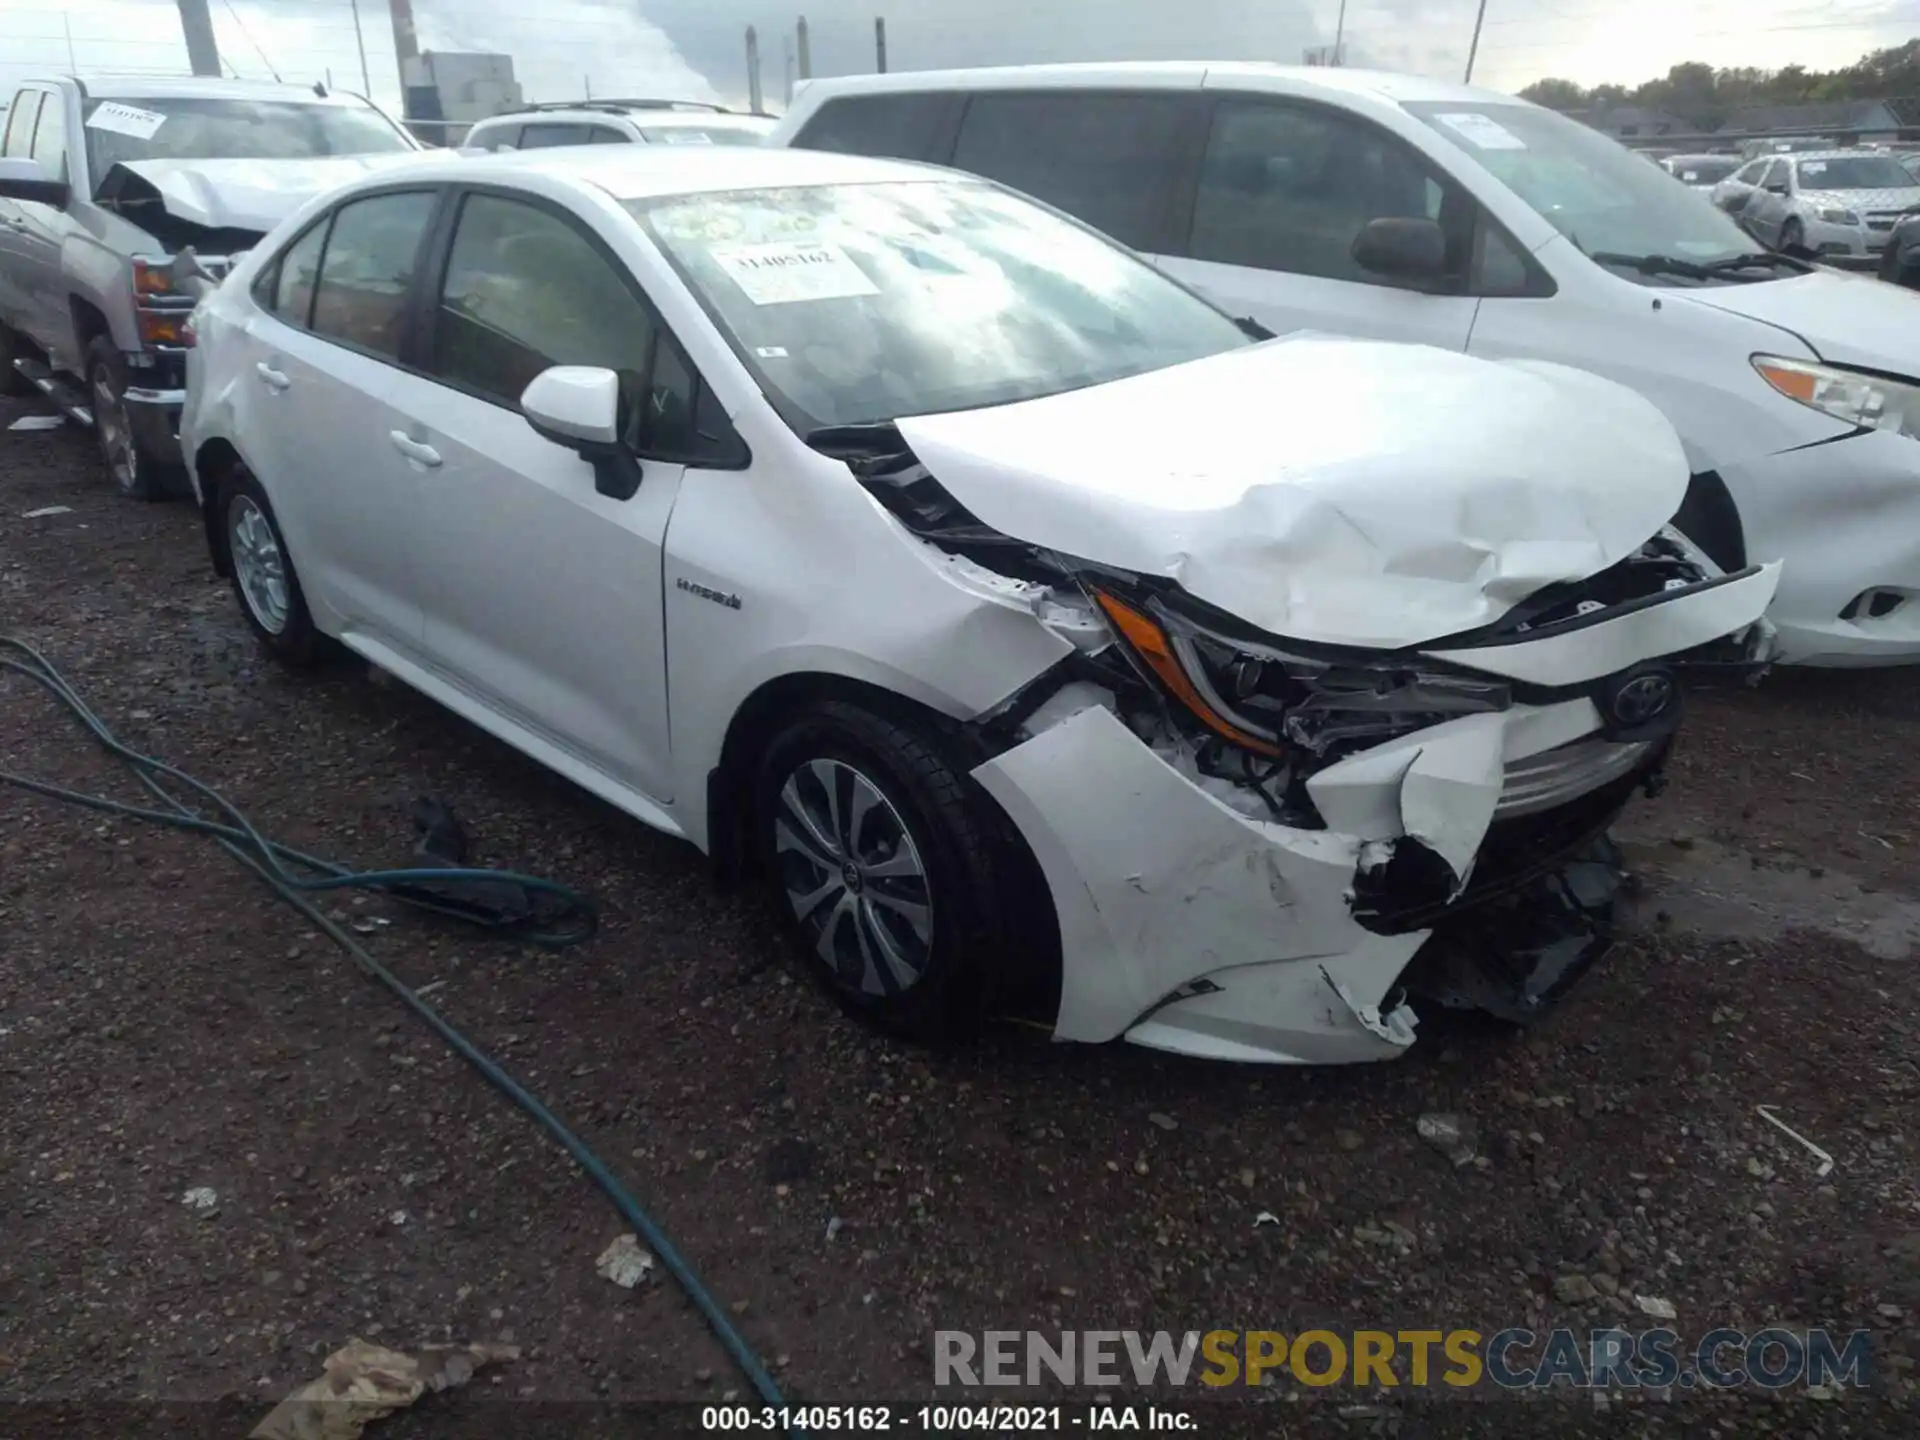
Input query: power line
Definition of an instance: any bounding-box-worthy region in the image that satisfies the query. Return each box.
[221,0,285,81]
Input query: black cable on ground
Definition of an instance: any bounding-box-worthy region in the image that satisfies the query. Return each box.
[0,635,795,1424]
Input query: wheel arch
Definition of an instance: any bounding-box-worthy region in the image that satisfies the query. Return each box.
[705,668,1063,1027]
[1673,468,1747,573]
[191,437,247,577]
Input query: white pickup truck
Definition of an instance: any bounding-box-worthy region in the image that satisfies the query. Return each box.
[0,76,426,498]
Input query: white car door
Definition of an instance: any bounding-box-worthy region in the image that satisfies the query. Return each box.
[377,188,689,804]
[0,90,49,342]
[1151,96,1478,349]
[232,188,441,655]
[1743,159,1794,244]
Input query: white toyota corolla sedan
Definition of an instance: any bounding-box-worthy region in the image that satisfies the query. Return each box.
[181,146,1781,1064]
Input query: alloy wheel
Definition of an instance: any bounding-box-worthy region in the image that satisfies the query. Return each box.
[91,366,139,494]
[229,495,291,635]
[774,757,934,997]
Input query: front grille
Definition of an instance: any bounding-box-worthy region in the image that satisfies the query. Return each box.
[1496,738,1652,819]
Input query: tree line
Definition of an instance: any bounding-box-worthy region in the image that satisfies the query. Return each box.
[1518,38,1920,123]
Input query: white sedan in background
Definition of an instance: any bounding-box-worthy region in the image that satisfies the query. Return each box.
[180,147,1777,1064]
[1713,149,1920,260]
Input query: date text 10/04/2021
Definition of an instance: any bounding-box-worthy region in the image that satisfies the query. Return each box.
[701,1406,1196,1431]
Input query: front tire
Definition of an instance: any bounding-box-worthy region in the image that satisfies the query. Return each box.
[752,701,1018,1042]
[0,320,34,397]
[222,469,322,667]
[85,336,169,501]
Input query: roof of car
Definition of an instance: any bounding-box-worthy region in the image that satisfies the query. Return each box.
[409,143,946,199]
[60,75,383,106]
[791,61,1524,109]
[1790,149,1898,163]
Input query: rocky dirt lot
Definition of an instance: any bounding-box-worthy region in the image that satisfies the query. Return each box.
[2,396,1916,1439]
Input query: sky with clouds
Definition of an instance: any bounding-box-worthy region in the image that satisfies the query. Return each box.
[1,0,1916,114]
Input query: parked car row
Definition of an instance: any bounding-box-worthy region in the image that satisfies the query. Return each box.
[0,66,1907,1067]
[1709,148,1920,264]
[770,63,1920,669]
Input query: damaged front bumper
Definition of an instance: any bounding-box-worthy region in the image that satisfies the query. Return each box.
[969,562,1781,1065]
[972,696,1656,1064]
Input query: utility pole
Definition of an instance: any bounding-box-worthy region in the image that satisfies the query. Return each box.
[348,0,372,94]
[1464,0,1489,84]
[796,16,811,81]
[875,17,888,73]
[175,0,222,77]
[1333,0,1346,66]
[389,0,421,118]
[783,35,795,106]
[745,26,764,115]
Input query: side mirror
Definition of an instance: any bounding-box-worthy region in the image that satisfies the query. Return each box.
[0,155,70,207]
[1351,216,1449,285]
[520,365,642,501]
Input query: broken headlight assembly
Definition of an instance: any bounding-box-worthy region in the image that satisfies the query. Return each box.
[1089,588,1511,767]
[1753,355,1920,440]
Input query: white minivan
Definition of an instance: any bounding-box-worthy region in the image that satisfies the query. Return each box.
[771,63,1920,667]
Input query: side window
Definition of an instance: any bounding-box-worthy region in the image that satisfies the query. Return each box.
[28,91,65,180]
[432,192,655,407]
[308,191,437,359]
[588,126,629,144]
[477,125,522,151]
[950,92,1191,251]
[1472,222,1536,297]
[518,123,592,149]
[256,218,330,325]
[792,93,951,160]
[1762,159,1789,189]
[1188,100,1444,285]
[3,91,43,159]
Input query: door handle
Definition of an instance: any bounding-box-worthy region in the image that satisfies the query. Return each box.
[389,430,443,468]
[255,362,290,391]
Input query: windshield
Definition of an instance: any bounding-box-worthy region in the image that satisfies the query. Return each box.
[83,96,412,190]
[1794,155,1918,191]
[631,180,1249,431]
[1403,100,1761,274]
[639,125,767,146]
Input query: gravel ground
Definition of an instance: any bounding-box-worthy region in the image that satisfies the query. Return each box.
[2,399,1917,1439]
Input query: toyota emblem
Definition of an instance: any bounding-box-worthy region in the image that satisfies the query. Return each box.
[1610,670,1677,727]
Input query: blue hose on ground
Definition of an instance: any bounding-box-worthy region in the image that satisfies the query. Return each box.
[0,635,795,1424]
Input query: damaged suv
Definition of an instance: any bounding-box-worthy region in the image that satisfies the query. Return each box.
[180,146,1781,1064]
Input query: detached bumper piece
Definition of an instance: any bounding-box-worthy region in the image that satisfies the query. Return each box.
[1398,835,1624,1025]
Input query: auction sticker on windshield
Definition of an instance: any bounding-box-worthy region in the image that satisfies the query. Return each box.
[712,240,879,305]
[85,102,167,139]
[1434,112,1526,151]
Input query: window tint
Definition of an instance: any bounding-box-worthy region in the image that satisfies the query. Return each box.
[309,191,436,359]
[474,124,521,150]
[1762,159,1789,188]
[432,193,655,409]
[28,91,65,178]
[635,335,697,454]
[1732,161,1764,185]
[1474,224,1534,296]
[950,93,1189,251]
[267,220,328,324]
[793,92,950,160]
[518,123,593,149]
[1190,100,1443,283]
[3,91,42,159]
[588,126,629,144]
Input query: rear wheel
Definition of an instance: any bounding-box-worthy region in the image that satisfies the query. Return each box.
[222,469,322,667]
[752,701,1021,1042]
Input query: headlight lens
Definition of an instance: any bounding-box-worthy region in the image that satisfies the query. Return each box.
[1093,589,1510,761]
[1817,208,1860,225]
[1753,355,1920,439]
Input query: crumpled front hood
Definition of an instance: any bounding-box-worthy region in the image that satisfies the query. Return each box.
[1681,268,1920,374]
[108,152,434,233]
[893,336,1689,650]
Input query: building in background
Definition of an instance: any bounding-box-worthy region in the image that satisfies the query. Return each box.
[401,50,524,144]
